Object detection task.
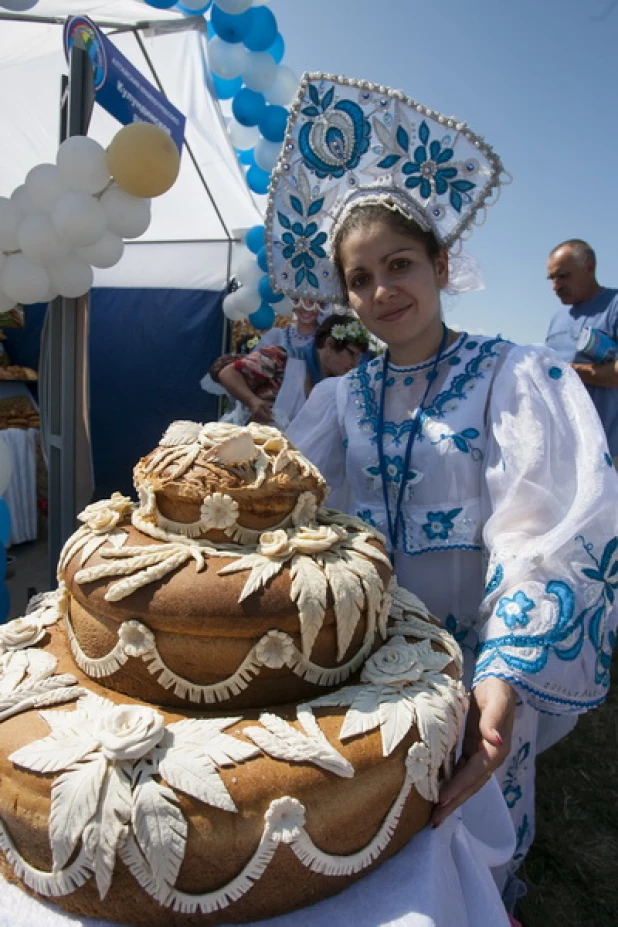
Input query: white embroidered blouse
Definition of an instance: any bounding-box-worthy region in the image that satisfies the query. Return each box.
[288,332,618,715]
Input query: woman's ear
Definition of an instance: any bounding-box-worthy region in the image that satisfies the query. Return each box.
[434,249,449,289]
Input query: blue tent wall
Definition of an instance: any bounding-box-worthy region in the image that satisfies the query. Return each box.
[5,287,224,500]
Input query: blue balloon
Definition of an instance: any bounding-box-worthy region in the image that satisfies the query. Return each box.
[247,163,271,195]
[259,105,289,143]
[144,0,176,7]
[206,17,216,38]
[268,33,285,64]
[236,148,255,166]
[256,245,269,272]
[178,0,212,12]
[246,225,266,254]
[212,73,243,100]
[0,499,10,547]
[258,275,284,304]
[244,6,278,52]
[249,303,275,331]
[232,87,266,127]
[210,5,251,43]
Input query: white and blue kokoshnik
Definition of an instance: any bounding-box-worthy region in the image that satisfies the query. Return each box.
[288,332,618,717]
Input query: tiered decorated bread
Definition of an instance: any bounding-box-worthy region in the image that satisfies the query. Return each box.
[0,422,466,926]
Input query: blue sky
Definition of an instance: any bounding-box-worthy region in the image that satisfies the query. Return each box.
[266,0,617,345]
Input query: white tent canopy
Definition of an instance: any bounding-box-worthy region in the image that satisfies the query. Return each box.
[0,1,263,290]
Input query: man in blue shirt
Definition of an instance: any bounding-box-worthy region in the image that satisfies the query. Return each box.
[546,238,618,457]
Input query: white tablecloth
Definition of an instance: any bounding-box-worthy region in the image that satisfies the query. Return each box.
[0,778,514,927]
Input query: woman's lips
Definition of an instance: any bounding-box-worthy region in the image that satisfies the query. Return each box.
[378,304,410,323]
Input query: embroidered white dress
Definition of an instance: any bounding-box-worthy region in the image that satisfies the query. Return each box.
[288,331,618,880]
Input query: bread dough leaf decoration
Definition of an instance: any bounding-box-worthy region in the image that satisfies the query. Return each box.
[243,711,354,778]
[9,696,260,901]
[289,555,329,657]
[322,555,365,660]
[304,636,465,771]
[75,543,207,602]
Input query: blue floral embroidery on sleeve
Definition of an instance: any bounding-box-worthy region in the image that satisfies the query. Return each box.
[501,741,530,809]
[605,453,613,468]
[513,814,531,865]
[422,508,462,540]
[496,591,535,629]
[484,563,504,597]
[577,535,618,686]
[356,509,378,528]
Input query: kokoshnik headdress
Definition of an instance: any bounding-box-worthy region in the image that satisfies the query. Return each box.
[266,73,506,302]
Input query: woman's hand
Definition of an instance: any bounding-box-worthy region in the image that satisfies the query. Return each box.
[430,676,516,827]
[248,397,274,424]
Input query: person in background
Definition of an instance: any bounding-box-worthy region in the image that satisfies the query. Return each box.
[217,314,368,427]
[253,297,324,351]
[546,239,618,460]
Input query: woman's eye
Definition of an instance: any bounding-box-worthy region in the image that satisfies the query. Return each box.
[349,274,368,289]
[391,258,410,272]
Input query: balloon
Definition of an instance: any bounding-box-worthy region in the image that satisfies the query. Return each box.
[211,73,243,99]
[10,184,38,218]
[246,163,271,195]
[48,254,94,299]
[177,0,212,11]
[258,274,283,304]
[100,185,151,239]
[210,5,251,43]
[18,213,70,266]
[142,0,177,8]
[214,0,253,12]
[232,87,266,127]
[0,437,13,496]
[241,51,277,93]
[227,117,260,150]
[52,191,107,248]
[258,104,288,143]
[77,232,125,269]
[256,245,269,272]
[245,224,265,254]
[207,35,248,79]
[264,65,298,106]
[25,164,69,213]
[0,254,51,305]
[236,252,264,286]
[253,136,281,172]
[232,284,261,316]
[236,148,255,166]
[222,288,250,320]
[243,5,277,52]
[56,135,111,195]
[267,32,285,64]
[249,302,275,330]
[107,123,181,198]
[0,197,22,250]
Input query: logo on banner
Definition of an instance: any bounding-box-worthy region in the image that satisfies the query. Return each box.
[63,15,107,91]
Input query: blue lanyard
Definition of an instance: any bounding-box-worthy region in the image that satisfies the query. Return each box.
[376,324,448,559]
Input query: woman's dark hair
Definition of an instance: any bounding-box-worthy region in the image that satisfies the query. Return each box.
[331,201,441,301]
[314,314,369,352]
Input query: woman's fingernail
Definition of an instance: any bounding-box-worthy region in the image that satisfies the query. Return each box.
[491,729,503,746]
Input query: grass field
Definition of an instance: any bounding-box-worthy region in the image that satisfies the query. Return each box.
[516,658,618,926]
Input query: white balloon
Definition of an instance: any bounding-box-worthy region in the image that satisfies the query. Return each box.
[0,289,16,312]
[10,184,38,218]
[265,66,299,106]
[179,0,214,8]
[227,118,260,151]
[236,253,264,287]
[56,135,111,195]
[0,197,21,250]
[242,51,277,93]
[52,191,107,248]
[207,36,248,80]
[274,295,295,318]
[100,185,151,239]
[0,435,13,498]
[254,137,281,172]
[232,284,261,316]
[214,0,254,13]
[222,289,250,320]
[18,213,70,266]
[77,232,124,269]
[48,255,94,299]
[25,163,69,213]
[0,254,51,304]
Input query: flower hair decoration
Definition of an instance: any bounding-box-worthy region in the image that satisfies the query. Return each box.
[330,319,369,345]
[266,72,506,302]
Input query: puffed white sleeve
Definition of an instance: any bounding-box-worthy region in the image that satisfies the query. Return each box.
[287,376,349,505]
[474,345,618,713]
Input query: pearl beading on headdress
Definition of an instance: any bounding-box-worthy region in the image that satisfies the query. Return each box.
[266,72,506,302]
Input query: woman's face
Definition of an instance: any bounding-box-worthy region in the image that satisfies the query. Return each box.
[319,339,364,378]
[294,299,320,327]
[338,220,448,365]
